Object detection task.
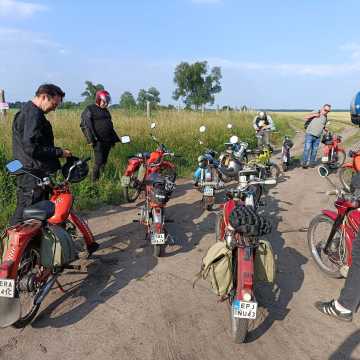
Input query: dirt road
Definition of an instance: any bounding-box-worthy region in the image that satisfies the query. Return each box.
[1,131,360,360]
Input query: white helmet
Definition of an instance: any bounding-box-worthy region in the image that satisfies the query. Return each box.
[258,111,267,120]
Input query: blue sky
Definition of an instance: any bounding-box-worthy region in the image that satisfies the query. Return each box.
[1,0,360,108]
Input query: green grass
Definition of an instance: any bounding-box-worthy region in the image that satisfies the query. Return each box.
[0,109,295,228]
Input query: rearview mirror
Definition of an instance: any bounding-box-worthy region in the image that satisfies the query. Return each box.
[150,123,156,129]
[227,123,233,129]
[199,125,206,133]
[230,135,239,144]
[120,135,131,144]
[318,165,329,177]
[6,160,23,174]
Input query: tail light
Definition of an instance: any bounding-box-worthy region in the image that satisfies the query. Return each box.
[242,290,252,302]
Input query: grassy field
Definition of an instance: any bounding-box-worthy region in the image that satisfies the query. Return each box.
[2,108,347,228]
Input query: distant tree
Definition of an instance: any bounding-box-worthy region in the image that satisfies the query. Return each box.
[81,81,104,104]
[173,61,222,110]
[119,91,137,110]
[60,101,80,109]
[136,87,161,110]
[222,105,233,111]
[167,104,175,110]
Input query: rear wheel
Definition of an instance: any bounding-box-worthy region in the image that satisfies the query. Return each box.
[153,244,165,257]
[307,214,344,278]
[269,163,281,179]
[282,163,288,172]
[339,167,356,192]
[123,171,142,203]
[228,302,249,344]
[12,246,43,328]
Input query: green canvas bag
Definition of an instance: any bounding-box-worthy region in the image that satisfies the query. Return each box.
[254,239,276,283]
[193,241,233,297]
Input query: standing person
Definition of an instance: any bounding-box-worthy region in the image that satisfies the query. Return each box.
[315,174,360,322]
[80,90,120,181]
[10,84,71,225]
[302,104,331,169]
[253,111,275,148]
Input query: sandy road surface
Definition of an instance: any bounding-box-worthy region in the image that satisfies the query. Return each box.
[1,130,360,360]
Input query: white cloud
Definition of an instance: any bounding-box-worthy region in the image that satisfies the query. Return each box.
[340,42,360,60]
[0,0,46,18]
[0,27,68,55]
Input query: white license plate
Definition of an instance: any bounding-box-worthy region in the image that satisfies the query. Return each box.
[121,176,131,187]
[283,155,288,162]
[232,300,257,319]
[151,233,165,245]
[0,279,15,298]
[240,175,247,183]
[321,156,329,163]
[203,186,214,196]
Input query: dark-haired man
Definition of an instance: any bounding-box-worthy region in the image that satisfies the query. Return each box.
[10,84,72,225]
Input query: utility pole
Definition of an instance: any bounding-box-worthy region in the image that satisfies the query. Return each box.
[0,89,8,120]
[146,100,150,120]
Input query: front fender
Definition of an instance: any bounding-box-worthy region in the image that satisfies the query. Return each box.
[321,210,338,222]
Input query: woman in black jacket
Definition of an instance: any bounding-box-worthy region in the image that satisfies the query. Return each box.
[80,90,120,181]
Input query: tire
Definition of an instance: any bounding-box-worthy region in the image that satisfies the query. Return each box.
[307,214,343,278]
[12,247,42,328]
[339,167,357,193]
[282,163,288,172]
[269,163,281,179]
[330,150,346,170]
[153,244,165,257]
[123,185,141,203]
[215,213,225,242]
[160,167,177,183]
[228,302,249,344]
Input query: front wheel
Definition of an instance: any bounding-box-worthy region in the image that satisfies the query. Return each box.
[330,149,346,169]
[268,163,281,179]
[228,302,249,344]
[339,166,357,192]
[153,244,165,257]
[307,214,343,278]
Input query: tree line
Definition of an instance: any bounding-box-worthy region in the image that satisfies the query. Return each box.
[9,61,223,111]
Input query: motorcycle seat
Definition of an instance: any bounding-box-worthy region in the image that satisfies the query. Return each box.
[239,169,258,177]
[247,149,262,155]
[23,200,55,221]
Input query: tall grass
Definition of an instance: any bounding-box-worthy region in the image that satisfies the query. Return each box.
[0,109,295,227]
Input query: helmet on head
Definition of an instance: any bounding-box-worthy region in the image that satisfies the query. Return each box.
[258,111,267,120]
[95,90,111,106]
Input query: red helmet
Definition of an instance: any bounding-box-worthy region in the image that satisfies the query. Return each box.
[95,90,111,106]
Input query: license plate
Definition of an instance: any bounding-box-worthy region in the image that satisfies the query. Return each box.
[203,186,214,196]
[232,300,257,319]
[321,156,329,163]
[0,279,15,298]
[151,233,165,245]
[121,176,130,187]
[239,175,247,183]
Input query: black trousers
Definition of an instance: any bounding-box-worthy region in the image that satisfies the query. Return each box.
[9,173,48,226]
[338,232,360,311]
[92,142,113,181]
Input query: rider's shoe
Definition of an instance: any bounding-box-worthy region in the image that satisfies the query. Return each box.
[315,300,353,322]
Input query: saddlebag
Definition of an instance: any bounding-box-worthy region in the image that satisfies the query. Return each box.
[254,239,276,284]
[193,241,233,297]
[41,225,77,268]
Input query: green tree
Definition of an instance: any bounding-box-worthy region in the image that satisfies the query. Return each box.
[119,91,136,110]
[81,81,104,104]
[173,61,222,109]
[136,87,161,110]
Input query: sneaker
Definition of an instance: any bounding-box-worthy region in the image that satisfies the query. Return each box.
[87,242,100,257]
[302,163,308,169]
[314,300,353,322]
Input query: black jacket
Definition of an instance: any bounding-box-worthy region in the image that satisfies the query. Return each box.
[80,104,120,144]
[12,101,62,175]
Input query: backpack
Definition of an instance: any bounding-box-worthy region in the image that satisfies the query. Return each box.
[254,240,276,283]
[41,225,77,268]
[193,241,233,296]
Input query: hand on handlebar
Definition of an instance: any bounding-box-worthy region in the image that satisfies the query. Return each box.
[62,149,72,158]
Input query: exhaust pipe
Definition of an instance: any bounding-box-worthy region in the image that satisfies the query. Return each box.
[34,274,59,306]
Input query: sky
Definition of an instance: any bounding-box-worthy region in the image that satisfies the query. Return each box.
[0,0,360,108]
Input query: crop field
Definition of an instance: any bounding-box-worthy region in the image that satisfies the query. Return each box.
[0,109,351,228]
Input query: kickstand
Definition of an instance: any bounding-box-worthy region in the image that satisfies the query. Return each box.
[56,279,66,293]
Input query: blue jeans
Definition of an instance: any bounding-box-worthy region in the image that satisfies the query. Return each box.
[302,133,321,165]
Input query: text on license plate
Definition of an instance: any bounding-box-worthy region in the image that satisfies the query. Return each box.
[321,156,329,163]
[232,300,257,319]
[0,279,15,298]
[203,186,214,196]
[121,176,131,186]
[151,233,165,245]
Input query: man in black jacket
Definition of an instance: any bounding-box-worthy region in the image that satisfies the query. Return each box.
[80,90,120,181]
[10,84,72,225]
